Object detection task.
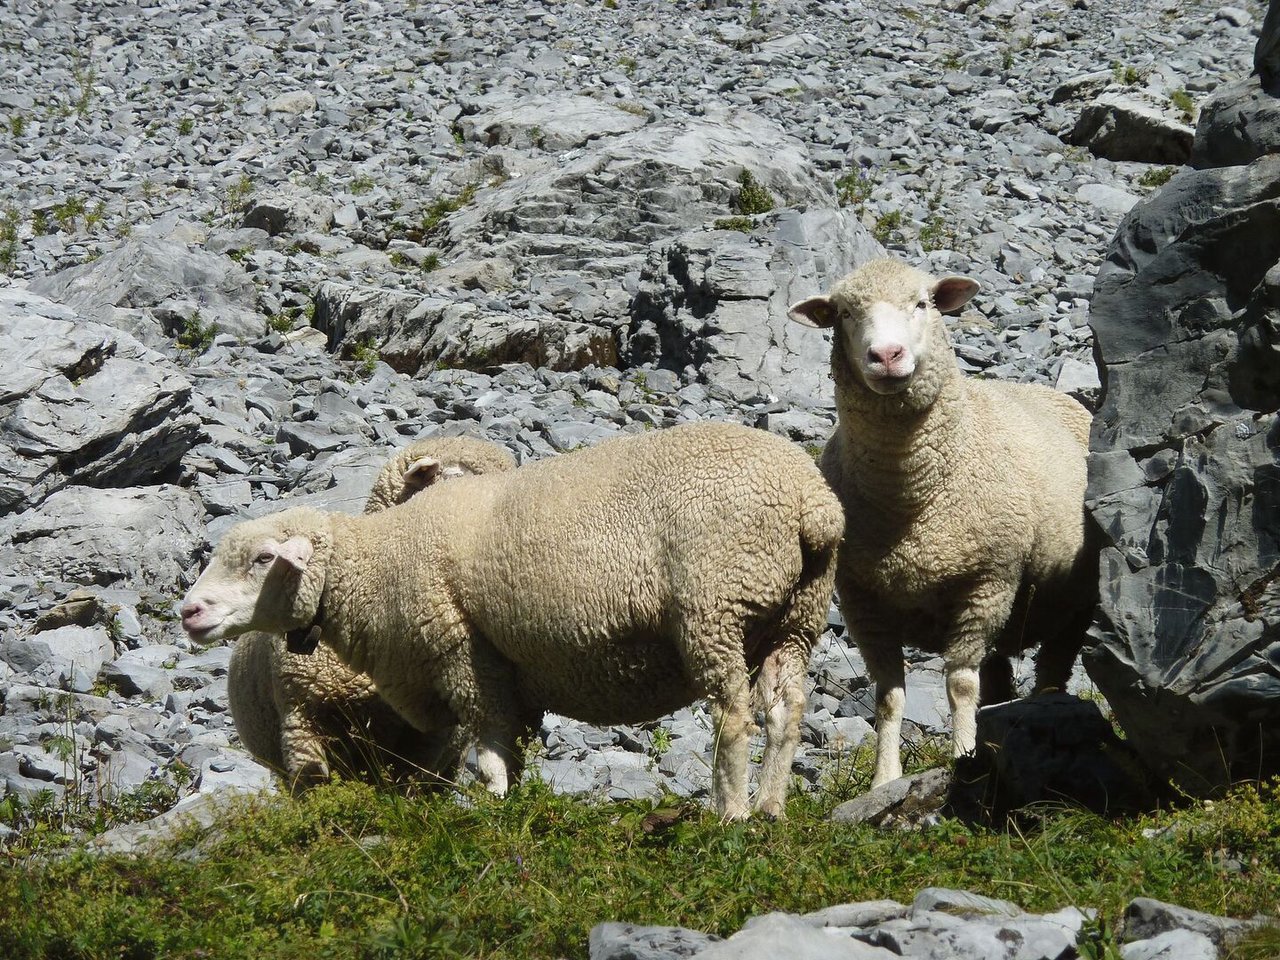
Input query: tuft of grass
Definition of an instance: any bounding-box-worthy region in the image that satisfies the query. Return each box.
[72,63,96,116]
[9,113,25,137]
[420,183,478,236]
[872,209,905,246]
[732,169,775,216]
[177,116,194,135]
[175,311,217,352]
[1112,62,1142,86]
[713,216,754,233]
[0,206,19,273]
[421,252,440,272]
[267,311,296,334]
[835,167,874,211]
[1,776,1279,959]
[1170,89,1195,122]
[350,339,380,377]
[350,173,376,195]
[617,54,637,75]
[1138,166,1177,189]
[224,174,255,216]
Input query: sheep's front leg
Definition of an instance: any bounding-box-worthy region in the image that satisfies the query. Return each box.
[858,638,906,789]
[942,583,1017,758]
[430,632,521,797]
[281,707,331,794]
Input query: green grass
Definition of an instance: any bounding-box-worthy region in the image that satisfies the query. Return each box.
[712,216,754,233]
[1138,166,1177,189]
[732,169,774,216]
[1,774,1278,959]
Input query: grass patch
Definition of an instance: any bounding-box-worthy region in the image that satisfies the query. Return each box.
[835,167,873,211]
[873,209,905,246]
[420,183,478,236]
[713,216,754,233]
[0,206,19,273]
[1138,166,1177,189]
[0,776,1278,959]
[732,169,774,216]
[1170,89,1195,122]
[175,311,217,352]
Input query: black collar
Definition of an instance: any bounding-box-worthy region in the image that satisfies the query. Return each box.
[285,605,324,655]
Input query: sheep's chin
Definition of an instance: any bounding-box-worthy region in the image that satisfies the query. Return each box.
[184,622,225,644]
[862,372,914,395]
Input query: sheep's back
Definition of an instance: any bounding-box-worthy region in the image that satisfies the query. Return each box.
[441,422,832,719]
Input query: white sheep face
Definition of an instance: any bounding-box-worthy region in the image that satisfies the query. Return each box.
[181,530,314,643]
[789,259,979,395]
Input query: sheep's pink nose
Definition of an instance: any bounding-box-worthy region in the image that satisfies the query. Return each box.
[867,343,906,368]
[180,600,205,626]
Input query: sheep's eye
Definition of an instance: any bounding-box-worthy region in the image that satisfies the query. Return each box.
[253,552,275,566]
[915,298,929,311]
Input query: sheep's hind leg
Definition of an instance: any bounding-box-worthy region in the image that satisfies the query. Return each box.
[681,611,755,822]
[753,639,809,819]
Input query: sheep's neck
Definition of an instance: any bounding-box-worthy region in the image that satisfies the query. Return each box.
[834,361,968,516]
[310,516,408,675]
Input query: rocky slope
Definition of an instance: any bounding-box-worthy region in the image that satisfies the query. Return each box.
[0,0,1271,950]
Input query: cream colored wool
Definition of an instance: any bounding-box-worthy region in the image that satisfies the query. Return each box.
[185,422,844,820]
[226,436,513,792]
[790,258,1098,789]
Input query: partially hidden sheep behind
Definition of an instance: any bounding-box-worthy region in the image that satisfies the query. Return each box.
[789,258,1099,789]
[185,422,844,820]
[226,436,517,793]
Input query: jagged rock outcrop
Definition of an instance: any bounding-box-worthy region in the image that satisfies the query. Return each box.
[1084,12,1280,791]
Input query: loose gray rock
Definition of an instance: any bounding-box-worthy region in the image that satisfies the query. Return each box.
[1066,94,1194,163]
[829,766,951,829]
[588,922,722,960]
[29,236,264,339]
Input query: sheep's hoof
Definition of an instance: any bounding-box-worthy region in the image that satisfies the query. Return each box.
[754,800,786,822]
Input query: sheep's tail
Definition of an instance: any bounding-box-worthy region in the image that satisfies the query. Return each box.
[782,485,845,646]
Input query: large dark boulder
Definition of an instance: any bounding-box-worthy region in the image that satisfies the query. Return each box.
[1086,134,1280,788]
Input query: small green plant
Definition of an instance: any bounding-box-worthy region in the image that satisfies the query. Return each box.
[73,63,96,116]
[649,727,672,757]
[176,311,216,352]
[1138,166,1176,189]
[177,116,194,135]
[835,167,874,211]
[224,174,255,216]
[8,113,25,136]
[351,339,380,376]
[713,216,753,233]
[732,169,774,216]
[421,252,440,272]
[52,196,87,232]
[603,0,617,8]
[267,311,296,334]
[1112,62,1142,86]
[939,51,962,71]
[420,183,478,235]
[451,124,465,145]
[918,190,955,252]
[1169,89,1195,122]
[83,201,106,231]
[872,210,904,245]
[617,54,637,75]
[351,173,376,195]
[0,205,20,273]
[1001,46,1015,71]
[30,210,48,236]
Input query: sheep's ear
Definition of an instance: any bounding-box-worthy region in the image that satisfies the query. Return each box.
[403,456,443,492]
[931,276,979,315]
[271,536,314,572]
[788,296,838,328]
